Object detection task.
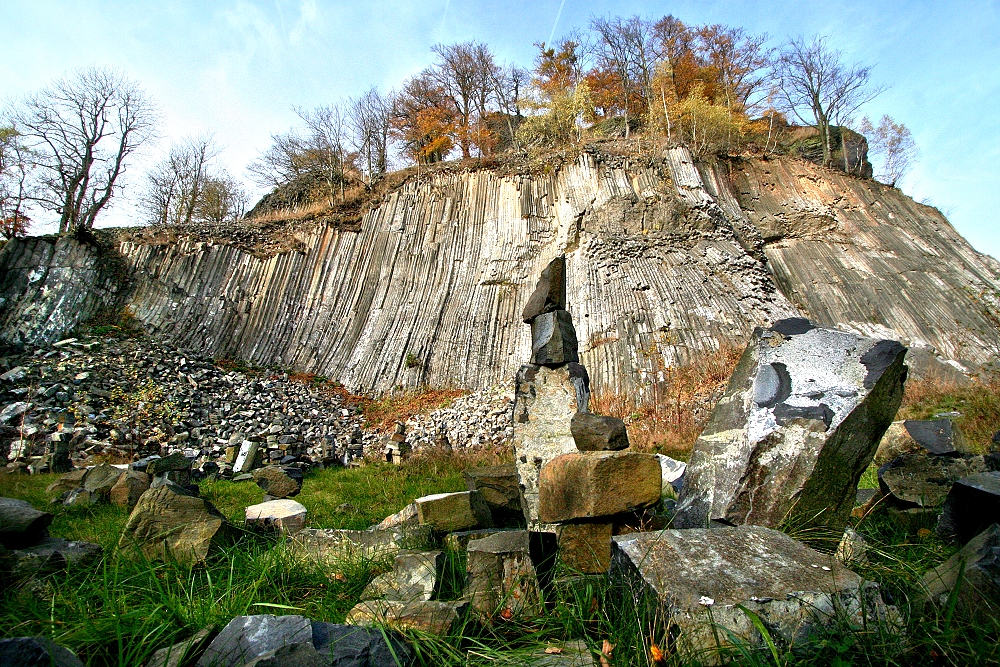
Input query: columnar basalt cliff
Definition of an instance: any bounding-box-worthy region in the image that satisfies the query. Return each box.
[2,147,998,396]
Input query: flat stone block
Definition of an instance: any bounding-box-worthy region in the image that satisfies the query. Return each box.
[245,499,308,535]
[556,522,612,574]
[936,471,1000,543]
[538,451,661,523]
[415,491,492,533]
[346,599,468,636]
[570,412,629,451]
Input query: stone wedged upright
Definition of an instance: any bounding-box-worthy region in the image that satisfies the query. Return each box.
[529,310,579,366]
[675,319,907,531]
[521,255,566,323]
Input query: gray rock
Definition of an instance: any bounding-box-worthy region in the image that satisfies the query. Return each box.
[346,599,468,636]
[656,454,686,500]
[922,523,1000,616]
[936,471,1000,543]
[110,470,150,510]
[146,627,215,667]
[245,499,308,535]
[443,528,511,553]
[373,504,419,531]
[292,525,433,563]
[466,530,548,619]
[0,401,31,425]
[570,412,628,451]
[83,462,124,498]
[878,454,986,508]
[63,488,98,507]
[197,615,313,667]
[464,464,523,524]
[310,622,412,667]
[0,497,53,549]
[675,320,907,531]
[120,485,232,564]
[145,452,192,474]
[0,637,85,667]
[521,255,566,323]
[513,363,590,529]
[253,466,303,499]
[10,537,102,578]
[874,419,969,466]
[414,491,492,533]
[530,310,579,366]
[243,643,326,667]
[362,550,443,602]
[611,526,890,661]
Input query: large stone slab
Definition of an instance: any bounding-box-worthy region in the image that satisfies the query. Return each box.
[346,599,468,636]
[512,363,590,529]
[521,255,566,323]
[414,491,492,532]
[538,451,661,523]
[120,486,233,564]
[675,319,907,531]
[921,523,1000,616]
[555,521,612,574]
[611,526,887,661]
[245,499,308,535]
[0,497,53,549]
[878,454,986,508]
[874,419,969,465]
[936,471,1000,543]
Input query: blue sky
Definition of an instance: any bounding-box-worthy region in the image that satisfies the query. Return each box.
[3,0,998,258]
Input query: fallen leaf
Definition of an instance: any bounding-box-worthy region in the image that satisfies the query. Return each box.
[499,608,513,620]
[599,639,614,667]
[544,647,563,654]
[917,528,933,539]
[650,643,665,664]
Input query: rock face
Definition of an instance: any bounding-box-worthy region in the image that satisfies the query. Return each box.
[936,472,1000,543]
[5,149,993,397]
[879,454,987,509]
[346,599,468,636]
[521,255,566,322]
[538,451,661,523]
[922,523,1000,616]
[512,363,590,528]
[611,526,886,660]
[464,465,523,525]
[120,486,232,564]
[675,320,907,531]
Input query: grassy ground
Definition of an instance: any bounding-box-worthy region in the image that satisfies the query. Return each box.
[2,377,998,666]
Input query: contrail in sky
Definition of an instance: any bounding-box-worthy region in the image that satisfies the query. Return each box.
[439,0,450,32]
[547,0,567,46]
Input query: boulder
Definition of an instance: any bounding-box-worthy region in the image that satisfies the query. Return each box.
[464,465,523,524]
[110,470,151,510]
[570,412,629,451]
[292,525,433,563]
[512,363,591,528]
[346,599,468,636]
[538,451,661,523]
[874,419,969,465]
[443,528,510,553]
[196,615,313,667]
[145,452,191,475]
[46,468,87,497]
[64,488,98,506]
[361,550,444,602]
[465,530,548,619]
[414,491,492,532]
[83,462,124,499]
[0,497,53,548]
[245,499,308,535]
[243,643,325,667]
[675,320,907,531]
[120,485,233,564]
[936,471,1000,543]
[611,525,889,662]
[253,466,303,499]
[521,255,566,322]
[878,454,986,508]
[922,523,1000,616]
[310,621,412,667]
[555,521,613,574]
[0,637,85,667]
[10,537,102,578]
[374,504,419,531]
[530,310,579,366]
[146,626,215,667]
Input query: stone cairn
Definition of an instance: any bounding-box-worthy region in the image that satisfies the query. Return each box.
[384,422,411,465]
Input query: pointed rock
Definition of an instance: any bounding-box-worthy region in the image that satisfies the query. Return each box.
[521,255,566,323]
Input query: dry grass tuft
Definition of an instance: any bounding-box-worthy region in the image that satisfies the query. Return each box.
[898,374,1000,453]
[591,344,743,457]
[351,387,469,433]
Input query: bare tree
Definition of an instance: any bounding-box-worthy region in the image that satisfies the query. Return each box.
[590,15,658,136]
[348,88,391,185]
[10,67,157,233]
[0,125,35,238]
[697,25,773,113]
[195,172,249,223]
[859,115,918,186]
[774,36,885,167]
[429,41,499,157]
[140,135,221,226]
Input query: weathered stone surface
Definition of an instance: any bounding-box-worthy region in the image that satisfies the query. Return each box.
[64,488,98,506]
[233,440,262,475]
[874,420,969,466]
[414,491,492,533]
[374,503,419,531]
[538,451,661,523]
[253,466,303,499]
[292,525,433,563]
[922,523,1000,616]
[110,470,150,510]
[936,471,1000,543]
[243,643,326,667]
[525,640,597,666]
[611,526,887,660]
[466,530,545,619]
[0,637,85,667]
[362,550,444,602]
[878,454,986,508]
[443,528,509,553]
[513,363,590,528]
[10,537,102,578]
[556,522,612,574]
[656,454,686,499]
[835,527,868,566]
[145,452,192,475]
[570,412,628,451]
[310,621,412,667]
[0,497,53,548]
[46,468,87,497]
[83,462,124,498]
[120,485,232,564]
[197,615,313,667]
[245,499,308,535]
[464,465,522,522]
[346,599,468,636]
[521,255,566,323]
[675,321,907,531]
[530,310,579,366]
[146,627,215,667]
